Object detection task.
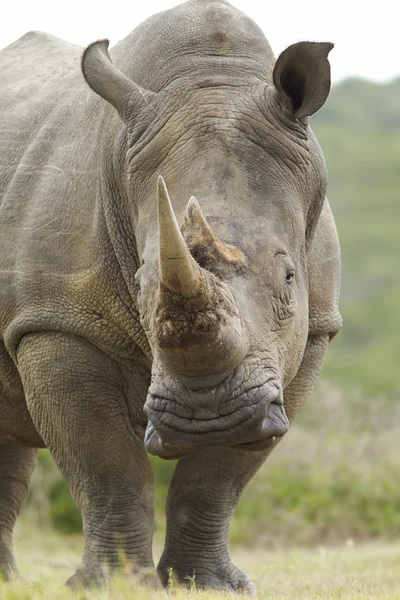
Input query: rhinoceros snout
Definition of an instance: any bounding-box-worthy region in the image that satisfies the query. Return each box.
[143,375,289,459]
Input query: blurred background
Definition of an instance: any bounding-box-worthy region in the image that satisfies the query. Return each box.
[4,0,399,554]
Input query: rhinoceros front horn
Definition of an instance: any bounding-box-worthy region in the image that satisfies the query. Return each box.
[157,176,202,297]
[155,177,247,377]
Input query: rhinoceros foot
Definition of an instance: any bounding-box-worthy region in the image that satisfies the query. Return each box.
[0,561,19,583]
[157,558,256,596]
[66,564,162,592]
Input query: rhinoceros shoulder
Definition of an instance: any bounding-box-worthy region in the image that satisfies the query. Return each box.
[0,30,81,90]
[308,199,343,338]
[1,30,80,56]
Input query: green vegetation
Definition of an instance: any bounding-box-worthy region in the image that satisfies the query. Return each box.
[312,76,400,398]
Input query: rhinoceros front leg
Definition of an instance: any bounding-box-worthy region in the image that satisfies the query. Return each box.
[16,332,155,587]
[157,447,268,594]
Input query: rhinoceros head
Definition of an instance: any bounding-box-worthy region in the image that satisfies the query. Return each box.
[81,35,333,458]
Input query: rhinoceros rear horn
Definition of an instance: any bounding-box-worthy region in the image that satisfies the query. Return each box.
[81,40,155,122]
[273,41,333,119]
[182,196,248,269]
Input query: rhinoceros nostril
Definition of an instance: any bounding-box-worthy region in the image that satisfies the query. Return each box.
[261,400,289,439]
[145,420,188,459]
[144,419,157,446]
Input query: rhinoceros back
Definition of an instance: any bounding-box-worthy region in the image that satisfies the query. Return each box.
[0,31,101,260]
[0,32,85,203]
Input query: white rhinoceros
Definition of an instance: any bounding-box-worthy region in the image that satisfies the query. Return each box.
[0,0,341,592]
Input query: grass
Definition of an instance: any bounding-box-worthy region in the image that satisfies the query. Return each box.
[2,526,400,599]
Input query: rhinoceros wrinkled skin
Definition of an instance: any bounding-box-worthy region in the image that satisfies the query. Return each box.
[0,0,342,592]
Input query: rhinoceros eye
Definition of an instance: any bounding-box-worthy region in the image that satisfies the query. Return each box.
[285,269,295,284]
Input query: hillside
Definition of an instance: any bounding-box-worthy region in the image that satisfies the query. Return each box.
[311,76,400,399]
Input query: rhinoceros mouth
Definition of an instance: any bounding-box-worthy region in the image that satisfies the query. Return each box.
[144,392,289,459]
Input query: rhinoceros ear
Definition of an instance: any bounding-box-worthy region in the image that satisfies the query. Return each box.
[81,40,155,122]
[272,41,333,119]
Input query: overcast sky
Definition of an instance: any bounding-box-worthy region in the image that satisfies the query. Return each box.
[2,0,398,84]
